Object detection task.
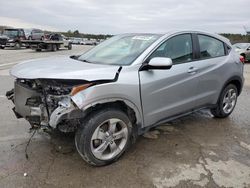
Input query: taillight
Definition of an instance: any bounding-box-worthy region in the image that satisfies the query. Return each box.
[240,56,245,63]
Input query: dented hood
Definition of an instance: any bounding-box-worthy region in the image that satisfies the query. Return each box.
[10,56,120,81]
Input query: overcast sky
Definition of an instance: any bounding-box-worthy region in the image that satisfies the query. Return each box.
[0,0,249,34]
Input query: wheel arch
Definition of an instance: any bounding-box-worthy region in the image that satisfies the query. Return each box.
[81,98,143,131]
[220,76,243,98]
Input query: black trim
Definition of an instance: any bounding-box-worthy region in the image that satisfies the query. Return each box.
[191,33,200,60]
[139,64,172,71]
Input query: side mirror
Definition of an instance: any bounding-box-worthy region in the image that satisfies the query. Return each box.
[140,57,173,71]
[247,47,250,51]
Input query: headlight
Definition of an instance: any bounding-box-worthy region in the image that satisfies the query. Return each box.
[70,83,92,96]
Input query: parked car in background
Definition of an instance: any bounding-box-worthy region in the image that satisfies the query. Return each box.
[2,28,26,49]
[233,43,250,62]
[26,29,45,40]
[7,31,244,166]
[72,38,82,45]
[81,39,97,45]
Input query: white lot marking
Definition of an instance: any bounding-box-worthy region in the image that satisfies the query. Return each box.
[0,62,17,67]
[0,95,6,98]
[0,69,10,76]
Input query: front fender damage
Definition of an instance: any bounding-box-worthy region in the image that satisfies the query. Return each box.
[8,67,122,132]
[49,97,79,128]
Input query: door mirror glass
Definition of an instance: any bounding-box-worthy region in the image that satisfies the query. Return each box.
[141,57,172,70]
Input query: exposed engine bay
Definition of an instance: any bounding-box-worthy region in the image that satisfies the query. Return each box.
[6,79,88,132]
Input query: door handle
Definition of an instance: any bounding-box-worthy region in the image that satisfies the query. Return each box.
[188,67,198,74]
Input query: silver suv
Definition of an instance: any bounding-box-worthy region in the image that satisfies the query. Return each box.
[7,31,244,166]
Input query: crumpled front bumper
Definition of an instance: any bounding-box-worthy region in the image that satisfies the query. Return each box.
[7,81,81,129]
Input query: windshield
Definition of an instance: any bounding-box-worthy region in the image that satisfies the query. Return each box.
[233,43,250,49]
[78,34,161,65]
[3,29,19,37]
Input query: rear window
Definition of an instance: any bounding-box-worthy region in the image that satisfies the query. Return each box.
[198,35,226,59]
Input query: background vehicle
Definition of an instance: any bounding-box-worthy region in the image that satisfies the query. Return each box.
[28,29,45,40]
[233,43,250,62]
[7,31,244,166]
[81,39,97,45]
[21,33,72,51]
[0,35,8,49]
[2,28,26,49]
[72,38,82,44]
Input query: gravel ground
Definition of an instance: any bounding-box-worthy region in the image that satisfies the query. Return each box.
[0,45,249,188]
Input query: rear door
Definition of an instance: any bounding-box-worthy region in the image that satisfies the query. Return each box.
[192,34,229,106]
[139,33,199,127]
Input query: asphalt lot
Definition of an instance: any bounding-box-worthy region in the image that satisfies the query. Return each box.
[0,45,250,188]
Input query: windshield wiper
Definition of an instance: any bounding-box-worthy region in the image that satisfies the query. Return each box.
[70,55,80,60]
[70,55,94,64]
[80,59,93,64]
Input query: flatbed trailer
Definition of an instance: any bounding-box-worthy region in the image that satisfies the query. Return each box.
[21,39,72,52]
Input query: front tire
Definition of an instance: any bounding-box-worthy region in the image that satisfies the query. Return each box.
[51,44,57,52]
[211,84,238,118]
[75,108,133,166]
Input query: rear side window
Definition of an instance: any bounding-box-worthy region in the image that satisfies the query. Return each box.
[149,34,193,64]
[198,35,225,59]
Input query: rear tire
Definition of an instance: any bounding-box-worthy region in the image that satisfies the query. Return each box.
[211,84,238,118]
[51,44,57,52]
[14,42,21,49]
[75,108,133,166]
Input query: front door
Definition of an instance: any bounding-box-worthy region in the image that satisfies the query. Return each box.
[139,33,199,127]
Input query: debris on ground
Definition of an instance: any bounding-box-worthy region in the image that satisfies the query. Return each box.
[143,130,160,139]
[54,144,74,154]
[23,173,27,177]
[156,125,176,132]
[240,141,250,151]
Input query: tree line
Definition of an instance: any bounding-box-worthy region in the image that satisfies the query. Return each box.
[1,25,250,42]
[61,30,113,40]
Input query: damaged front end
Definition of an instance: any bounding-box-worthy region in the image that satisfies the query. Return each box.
[6,79,88,132]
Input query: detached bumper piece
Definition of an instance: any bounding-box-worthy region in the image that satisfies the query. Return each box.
[6,89,14,102]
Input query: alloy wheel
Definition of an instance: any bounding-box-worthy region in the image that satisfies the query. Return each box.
[90,118,128,160]
[222,88,237,114]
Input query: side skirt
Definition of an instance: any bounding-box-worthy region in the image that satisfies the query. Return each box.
[138,105,216,135]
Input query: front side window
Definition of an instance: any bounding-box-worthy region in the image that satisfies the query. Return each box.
[198,35,225,59]
[148,34,193,64]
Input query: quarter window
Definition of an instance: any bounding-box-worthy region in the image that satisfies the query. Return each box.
[198,35,225,59]
[149,34,193,64]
